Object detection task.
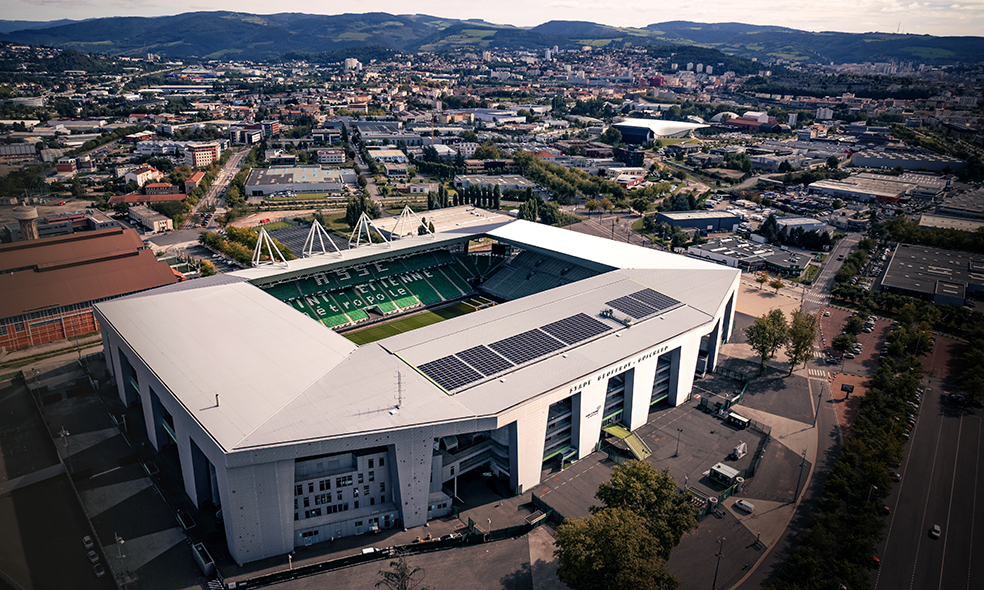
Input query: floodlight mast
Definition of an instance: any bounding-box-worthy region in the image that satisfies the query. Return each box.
[252,227,289,267]
[391,205,435,240]
[348,212,389,249]
[303,219,342,257]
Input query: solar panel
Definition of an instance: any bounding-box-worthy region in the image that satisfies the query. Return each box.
[605,295,657,319]
[541,313,611,345]
[628,289,680,312]
[456,345,514,377]
[490,329,565,365]
[418,355,483,391]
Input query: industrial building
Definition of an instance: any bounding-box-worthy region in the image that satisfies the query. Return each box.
[936,189,984,220]
[94,219,739,565]
[687,237,812,276]
[849,151,965,172]
[244,166,358,196]
[774,216,828,234]
[879,244,983,305]
[0,224,178,351]
[656,210,741,233]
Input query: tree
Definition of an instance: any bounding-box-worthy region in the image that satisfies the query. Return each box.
[755,272,769,290]
[832,333,857,358]
[598,126,622,146]
[517,198,539,222]
[555,507,679,590]
[785,310,818,375]
[760,214,780,243]
[826,155,840,169]
[769,278,785,294]
[472,141,505,160]
[744,308,789,374]
[632,197,650,214]
[593,461,698,560]
[199,259,217,277]
[844,315,865,336]
[375,550,430,590]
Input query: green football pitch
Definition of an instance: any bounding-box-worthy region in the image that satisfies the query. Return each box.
[342,302,477,345]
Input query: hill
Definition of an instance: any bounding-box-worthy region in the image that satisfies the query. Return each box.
[1,12,982,65]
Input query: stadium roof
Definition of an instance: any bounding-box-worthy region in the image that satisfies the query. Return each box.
[96,219,738,453]
[612,118,709,138]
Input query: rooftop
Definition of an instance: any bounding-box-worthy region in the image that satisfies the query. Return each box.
[95,221,739,454]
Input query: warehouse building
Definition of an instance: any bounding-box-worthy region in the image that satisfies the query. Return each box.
[94,219,739,565]
[879,244,984,305]
[850,151,965,172]
[656,210,741,233]
[245,166,358,196]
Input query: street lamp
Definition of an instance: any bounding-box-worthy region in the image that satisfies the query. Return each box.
[711,536,726,590]
[675,428,683,458]
[59,427,72,474]
[813,390,823,428]
[866,484,878,505]
[115,533,126,590]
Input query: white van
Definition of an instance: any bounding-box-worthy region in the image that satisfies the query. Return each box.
[734,499,755,513]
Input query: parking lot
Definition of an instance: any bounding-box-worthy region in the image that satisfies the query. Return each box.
[819,307,893,375]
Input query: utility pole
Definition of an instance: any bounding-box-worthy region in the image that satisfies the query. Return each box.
[711,536,725,589]
[675,428,683,457]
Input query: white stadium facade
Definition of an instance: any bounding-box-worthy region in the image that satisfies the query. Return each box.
[95,217,739,565]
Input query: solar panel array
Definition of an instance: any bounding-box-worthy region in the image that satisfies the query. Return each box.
[490,329,566,365]
[417,313,618,392]
[541,313,611,345]
[605,288,680,319]
[456,345,513,377]
[417,355,483,391]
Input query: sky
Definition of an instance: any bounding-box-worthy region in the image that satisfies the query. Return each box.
[6,0,984,37]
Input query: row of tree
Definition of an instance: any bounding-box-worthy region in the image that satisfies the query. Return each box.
[767,333,925,589]
[883,216,984,255]
[197,226,296,265]
[744,308,819,375]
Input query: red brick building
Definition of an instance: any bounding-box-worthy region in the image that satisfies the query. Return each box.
[0,227,179,351]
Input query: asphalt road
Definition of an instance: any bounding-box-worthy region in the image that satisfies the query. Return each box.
[873,388,984,590]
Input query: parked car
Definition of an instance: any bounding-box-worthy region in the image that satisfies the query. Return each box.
[87,550,99,564]
[82,535,94,550]
[930,524,941,539]
[844,353,855,359]
[93,563,105,578]
[734,499,755,513]
[890,472,902,482]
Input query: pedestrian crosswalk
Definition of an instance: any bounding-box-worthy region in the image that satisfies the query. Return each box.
[804,291,830,305]
[808,368,829,379]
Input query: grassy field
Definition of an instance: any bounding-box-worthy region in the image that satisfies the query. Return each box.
[342,302,476,345]
[260,221,293,231]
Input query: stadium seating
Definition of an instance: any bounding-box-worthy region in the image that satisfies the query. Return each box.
[481,251,601,301]
[264,281,302,301]
[262,249,522,328]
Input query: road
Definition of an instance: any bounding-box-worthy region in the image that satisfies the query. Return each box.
[873,387,984,590]
[800,232,860,313]
[184,148,248,230]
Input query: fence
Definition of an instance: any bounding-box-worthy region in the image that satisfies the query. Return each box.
[238,512,551,588]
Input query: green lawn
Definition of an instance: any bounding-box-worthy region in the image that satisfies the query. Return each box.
[341,302,476,345]
[260,221,292,231]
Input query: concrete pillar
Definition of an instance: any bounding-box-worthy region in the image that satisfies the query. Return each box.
[221,460,294,565]
[391,428,435,529]
[508,403,550,495]
[571,379,607,459]
[625,360,657,432]
[705,320,721,372]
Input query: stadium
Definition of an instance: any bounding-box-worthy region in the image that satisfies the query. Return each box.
[94,209,740,565]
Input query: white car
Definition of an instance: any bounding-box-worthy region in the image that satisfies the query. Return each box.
[930,524,941,539]
[734,499,755,513]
